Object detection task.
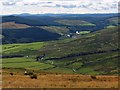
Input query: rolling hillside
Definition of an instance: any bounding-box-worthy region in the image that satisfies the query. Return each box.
[38,26,119,75]
[2,26,119,75]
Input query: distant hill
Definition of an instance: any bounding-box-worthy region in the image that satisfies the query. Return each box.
[2,14,119,44]
[107,17,119,26]
[2,27,61,44]
[2,13,118,26]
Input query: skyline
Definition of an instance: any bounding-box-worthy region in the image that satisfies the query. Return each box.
[0,0,119,15]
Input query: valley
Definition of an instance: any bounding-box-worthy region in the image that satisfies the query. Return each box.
[1,13,119,88]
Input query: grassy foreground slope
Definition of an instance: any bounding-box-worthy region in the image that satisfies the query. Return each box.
[2,26,119,75]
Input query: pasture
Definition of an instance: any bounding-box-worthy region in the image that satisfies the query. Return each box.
[2,57,54,70]
[2,42,45,55]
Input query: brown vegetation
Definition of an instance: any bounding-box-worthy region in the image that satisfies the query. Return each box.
[2,22,30,29]
[10,72,14,76]
[2,70,119,88]
[90,75,97,79]
[30,74,37,79]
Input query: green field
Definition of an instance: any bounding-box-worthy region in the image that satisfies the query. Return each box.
[2,57,54,70]
[2,42,45,56]
[79,31,91,35]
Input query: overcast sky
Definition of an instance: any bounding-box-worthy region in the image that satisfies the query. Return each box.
[0,0,119,15]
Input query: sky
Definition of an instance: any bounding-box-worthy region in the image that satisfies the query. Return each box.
[0,0,119,15]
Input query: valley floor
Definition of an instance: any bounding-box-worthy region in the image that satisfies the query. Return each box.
[2,70,119,88]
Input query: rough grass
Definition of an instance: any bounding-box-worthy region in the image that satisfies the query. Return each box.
[46,67,74,74]
[66,62,83,69]
[77,68,99,75]
[2,70,119,88]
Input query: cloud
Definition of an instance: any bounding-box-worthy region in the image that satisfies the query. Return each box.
[0,0,119,15]
[1,0,22,6]
[2,2,16,6]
